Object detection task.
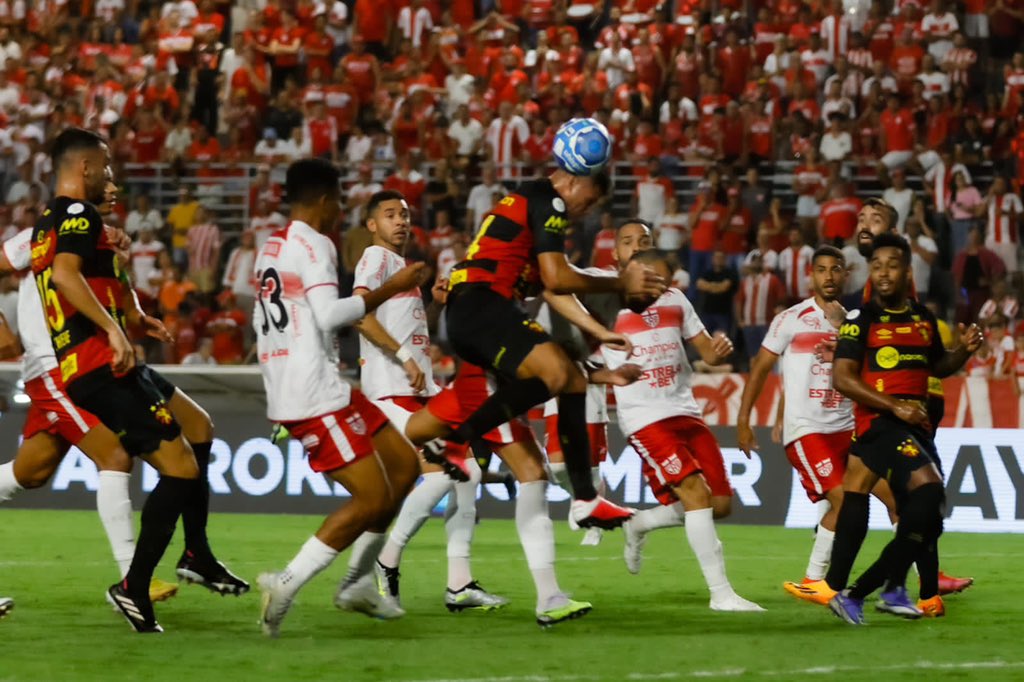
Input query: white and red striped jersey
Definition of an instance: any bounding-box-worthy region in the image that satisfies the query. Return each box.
[943,47,976,86]
[737,271,785,327]
[396,5,433,48]
[222,246,256,298]
[847,47,874,73]
[130,239,166,298]
[924,161,969,213]
[987,193,1023,246]
[601,288,707,437]
[819,14,851,61]
[255,220,352,421]
[778,245,814,300]
[2,228,55,382]
[794,165,826,197]
[979,295,1020,323]
[762,298,854,445]
[187,221,221,270]
[800,48,832,84]
[353,245,437,400]
[485,115,529,175]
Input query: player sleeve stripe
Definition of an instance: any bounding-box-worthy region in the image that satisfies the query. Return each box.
[792,440,824,496]
[322,413,357,463]
[41,371,91,434]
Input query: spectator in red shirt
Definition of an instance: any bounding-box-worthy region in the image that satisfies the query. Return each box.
[688,180,727,291]
[305,101,339,161]
[207,291,248,364]
[717,29,752,97]
[383,154,427,217]
[879,93,918,172]
[735,250,786,361]
[890,27,924,94]
[722,185,752,271]
[819,182,863,244]
[187,125,221,182]
[269,10,304,90]
[133,107,167,164]
[590,211,617,270]
[303,14,334,81]
[143,70,180,118]
[342,35,381,107]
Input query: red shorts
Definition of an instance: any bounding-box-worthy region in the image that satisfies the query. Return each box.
[283,390,388,474]
[543,415,608,466]
[426,362,535,448]
[22,367,101,446]
[628,415,732,505]
[784,430,852,502]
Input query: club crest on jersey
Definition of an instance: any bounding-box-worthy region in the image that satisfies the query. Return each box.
[815,458,833,478]
[663,453,683,475]
[898,439,920,458]
[642,308,660,328]
[151,404,173,425]
[346,413,367,436]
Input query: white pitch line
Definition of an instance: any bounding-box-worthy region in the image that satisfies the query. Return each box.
[409,660,1024,682]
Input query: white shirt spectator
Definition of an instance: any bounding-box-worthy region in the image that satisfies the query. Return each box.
[485,115,529,173]
[910,234,938,295]
[917,70,950,100]
[130,238,166,298]
[95,0,123,21]
[325,0,349,47]
[882,186,914,231]
[919,11,958,61]
[820,130,852,162]
[346,180,382,228]
[801,48,832,84]
[444,73,475,115]
[861,74,898,97]
[655,213,688,251]
[466,181,505,233]
[161,1,198,24]
[659,97,698,123]
[125,207,162,236]
[448,117,483,156]
[222,246,257,298]
[597,46,635,89]
[183,351,218,365]
[397,5,433,48]
[250,211,288,250]
[344,133,373,164]
[842,243,868,295]
[164,126,192,158]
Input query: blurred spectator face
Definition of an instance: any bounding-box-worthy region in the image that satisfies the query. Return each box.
[788,227,803,247]
[647,157,661,176]
[892,168,907,188]
[993,177,1008,195]
[712,250,727,270]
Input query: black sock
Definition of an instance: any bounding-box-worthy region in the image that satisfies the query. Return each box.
[181,442,213,559]
[125,475,190,594]
[556,393,598,500]
[917,542,940,599]
[849,540,901,600]
[903,483,945,599]
[825,492,870,591]
[452,377,551,444]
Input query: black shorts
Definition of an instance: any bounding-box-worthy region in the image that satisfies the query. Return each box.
[446,285,550,380]
[850,414,939,496]
[140,364,177,402]
[66,365,181,457]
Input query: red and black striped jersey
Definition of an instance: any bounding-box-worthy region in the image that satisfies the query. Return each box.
[834,299,945,436]
[30,196,128,385]
[449,179,569,301]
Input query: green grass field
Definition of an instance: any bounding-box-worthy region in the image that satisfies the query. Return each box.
[1,509,1022,682]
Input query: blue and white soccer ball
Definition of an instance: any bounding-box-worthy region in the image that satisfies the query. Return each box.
[552,118,611,176]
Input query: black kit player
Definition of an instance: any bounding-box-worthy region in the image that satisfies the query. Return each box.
[441,168,666,529]
[31,128,243,633]
[825,233,982,624]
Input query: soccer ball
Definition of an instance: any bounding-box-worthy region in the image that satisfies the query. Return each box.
[552,118,612,176]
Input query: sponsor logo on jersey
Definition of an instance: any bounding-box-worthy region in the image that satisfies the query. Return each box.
[815,458,833,477]
[845,309,860,320]
[544,215,568,232]
[875,328,893,339]
[552,197,566,213]
[67,202,84,215]
[59,217,91,235]
[876,345,899,369]
[663,453,683,475]
[151,404,174,425]
[839,322,859,338]
[898,438,920,458]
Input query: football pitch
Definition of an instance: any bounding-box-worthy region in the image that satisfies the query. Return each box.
[1,509,1022,682]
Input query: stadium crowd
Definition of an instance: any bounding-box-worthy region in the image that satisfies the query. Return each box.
[0,0,1022,373]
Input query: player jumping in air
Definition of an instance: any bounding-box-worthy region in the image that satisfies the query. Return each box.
[31,128,243,633]
[439,119,665,530]
[603,246,763,612]
[825,233,981,624]
[254,159,428,637]
[347,189,505,613]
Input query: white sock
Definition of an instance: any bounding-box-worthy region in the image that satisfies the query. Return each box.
[378,472,451,568]
[280,535,339,596]
[0,461,23,503]
[446,458,481,590]
[547,462,571,494]
[631,503,686,534]
[805,526,835,581]
[515,480,562,611]
[590,466,604,495]
[684,507,733,601]
[342,531,387,586]
[97,471,135,578]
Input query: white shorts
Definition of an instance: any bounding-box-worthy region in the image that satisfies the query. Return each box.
[988,242,1020,273]
[796,195,821,218]
[880,150,914,170]
[917,150,941,173]
[965,14,989,38]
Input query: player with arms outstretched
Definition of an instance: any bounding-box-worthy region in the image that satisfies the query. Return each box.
[441,118,665,529]
[254,159,428,637]
[347,189,505,612]
[604,248,763,612]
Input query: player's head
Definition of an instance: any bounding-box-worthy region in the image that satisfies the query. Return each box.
[51,127,110,205]
[629,246,672,283]
[550,168,610,219]
[868,232,911,304]
[285,158,341,231]
[614,218,653,270]
[810,245,846,303]
[97,175,118,216]
[856,198,898,256]
[366,189,411,251]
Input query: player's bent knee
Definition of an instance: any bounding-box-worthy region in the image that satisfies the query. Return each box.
[711,496,732,519]
[15,468,52,489]
[675,474,712,510]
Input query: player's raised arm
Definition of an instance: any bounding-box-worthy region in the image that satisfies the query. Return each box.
[932,322,984,378]
[541,290,631,353]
